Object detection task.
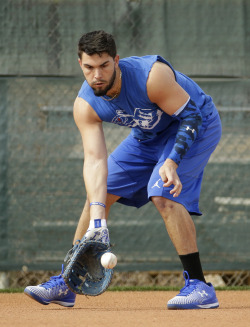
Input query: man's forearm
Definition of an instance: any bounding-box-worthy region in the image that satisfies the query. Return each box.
[83,158,108,220]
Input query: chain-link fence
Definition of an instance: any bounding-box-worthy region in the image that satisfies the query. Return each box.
[2,269,250,289]
[0,0,250,288]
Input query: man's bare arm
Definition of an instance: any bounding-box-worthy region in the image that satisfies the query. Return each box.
[147,62,203,197]
[73,96,108,219]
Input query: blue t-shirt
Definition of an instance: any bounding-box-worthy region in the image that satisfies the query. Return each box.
[78,55,215,140]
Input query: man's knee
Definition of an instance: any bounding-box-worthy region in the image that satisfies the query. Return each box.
[151,196,187,221]
[152,196,176,212]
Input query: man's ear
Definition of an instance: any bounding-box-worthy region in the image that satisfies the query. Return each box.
[114,54,120,67]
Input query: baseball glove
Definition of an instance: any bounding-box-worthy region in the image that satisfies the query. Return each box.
[62,240,114,296]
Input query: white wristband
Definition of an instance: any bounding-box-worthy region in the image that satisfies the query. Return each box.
[89,218,107,229]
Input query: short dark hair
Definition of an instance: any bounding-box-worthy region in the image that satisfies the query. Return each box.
[78,30,117,59]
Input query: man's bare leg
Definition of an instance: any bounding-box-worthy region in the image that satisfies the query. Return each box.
[151,195,206,282]
[152,196,198,254]
[73,193,120,243]
[151,196,219,309]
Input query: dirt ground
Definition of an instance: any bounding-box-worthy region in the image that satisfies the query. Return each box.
[1,291,250,327]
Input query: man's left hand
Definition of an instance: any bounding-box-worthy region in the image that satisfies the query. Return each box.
[159,159,182,197]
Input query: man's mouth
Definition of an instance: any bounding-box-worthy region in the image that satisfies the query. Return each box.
[93,81,106,87]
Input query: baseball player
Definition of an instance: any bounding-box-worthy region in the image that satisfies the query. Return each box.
[24,30,221,309]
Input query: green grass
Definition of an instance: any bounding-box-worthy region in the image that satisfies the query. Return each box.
[215,286,250,291]
[1,285,250,293]
[0,288,25,293]
[108,286,180,292]
[108,286,250,292]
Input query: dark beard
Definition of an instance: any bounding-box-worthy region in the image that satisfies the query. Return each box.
[93,69,116,97]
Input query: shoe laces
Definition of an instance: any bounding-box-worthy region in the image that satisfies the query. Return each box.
[178,271,199,296]
[41,265,65,290]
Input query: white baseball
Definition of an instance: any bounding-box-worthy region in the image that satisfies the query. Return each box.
[101,252,117,269]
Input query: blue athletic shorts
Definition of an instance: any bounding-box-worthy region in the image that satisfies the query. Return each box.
[107,112,222,215]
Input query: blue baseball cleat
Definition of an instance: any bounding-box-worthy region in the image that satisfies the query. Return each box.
[167,271,219,310]
[24,265,76,307]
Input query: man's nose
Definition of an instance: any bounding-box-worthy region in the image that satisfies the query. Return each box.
[94,69,102,80]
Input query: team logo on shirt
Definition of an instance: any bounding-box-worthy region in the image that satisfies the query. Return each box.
[111,108,163,129]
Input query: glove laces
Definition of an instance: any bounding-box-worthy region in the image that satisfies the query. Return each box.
[64,240,81,263]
